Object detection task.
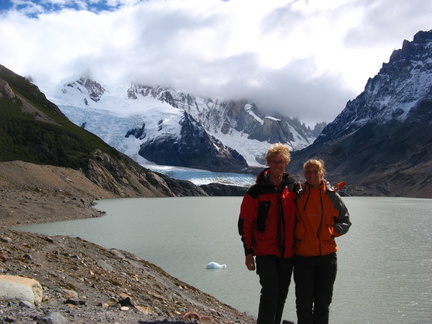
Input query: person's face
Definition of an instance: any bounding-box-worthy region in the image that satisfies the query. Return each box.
[304,165,324,188]
[267,154,287,176]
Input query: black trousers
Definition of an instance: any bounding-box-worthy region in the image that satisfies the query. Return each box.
[256,255,294,324]
[294,253,337,324]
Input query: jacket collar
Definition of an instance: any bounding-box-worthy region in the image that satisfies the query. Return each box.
[256,168,290,187]
[302,180,346,192]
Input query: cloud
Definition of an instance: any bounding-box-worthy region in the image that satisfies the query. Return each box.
[0,0,431,125]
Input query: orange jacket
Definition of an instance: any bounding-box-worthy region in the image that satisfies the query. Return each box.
[295,181,351,257]
[238,169,297,258]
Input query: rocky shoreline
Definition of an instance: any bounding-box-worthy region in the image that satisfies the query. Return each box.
[0,161,256,323]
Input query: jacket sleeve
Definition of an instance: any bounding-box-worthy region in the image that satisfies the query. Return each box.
[329,192,351,236]
[238,192,258,255]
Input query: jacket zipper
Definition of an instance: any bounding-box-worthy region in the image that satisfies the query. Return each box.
[277,191,285,258]
[303,186,324,256]
[318,188,324,256]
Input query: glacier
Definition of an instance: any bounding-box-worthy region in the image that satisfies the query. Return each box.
[44,78,318,172]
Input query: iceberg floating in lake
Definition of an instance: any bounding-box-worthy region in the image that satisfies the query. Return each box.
[206,262,227,269]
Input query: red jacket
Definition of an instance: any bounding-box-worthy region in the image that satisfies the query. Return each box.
[238,169,297,258]
[295,181,351,257]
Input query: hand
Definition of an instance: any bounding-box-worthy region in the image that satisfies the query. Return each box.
[245,254,255,271]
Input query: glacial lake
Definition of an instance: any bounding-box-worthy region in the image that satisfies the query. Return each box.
[17,196,432,323]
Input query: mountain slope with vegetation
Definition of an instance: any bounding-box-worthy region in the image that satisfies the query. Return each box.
[0,65,112,168]
[0,64,207,198]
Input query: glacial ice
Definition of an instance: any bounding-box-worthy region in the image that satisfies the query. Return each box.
[206,262,227,269]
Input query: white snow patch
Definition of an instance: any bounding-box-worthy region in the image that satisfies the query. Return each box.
[244,104,264,125]
[265,116,280,122]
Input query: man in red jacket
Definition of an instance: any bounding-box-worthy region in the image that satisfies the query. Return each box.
[238,143,298,324]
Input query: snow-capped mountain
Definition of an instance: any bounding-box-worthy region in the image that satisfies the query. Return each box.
[290,29,432,197]
[316,30,432,145]
[126,84,321,146]
[49,77,323,171]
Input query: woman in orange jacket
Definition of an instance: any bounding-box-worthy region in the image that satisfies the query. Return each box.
[294,159,351,324]
[238,143,298,324]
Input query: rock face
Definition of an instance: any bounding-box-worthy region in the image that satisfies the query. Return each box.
[84,150,209,197]
[200,183,248,196]
[315,30,432,144]
[135,112,248,172]
[65,76,106,103]
[0,79,17,99]
[290,30,432,198]
[127,84,320,148]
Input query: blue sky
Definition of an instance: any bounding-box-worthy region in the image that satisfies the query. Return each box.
[0,0,431,125]
[0,0,124,14]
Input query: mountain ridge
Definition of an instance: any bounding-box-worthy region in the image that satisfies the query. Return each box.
[290,29,432,198]
[49,78,324,171]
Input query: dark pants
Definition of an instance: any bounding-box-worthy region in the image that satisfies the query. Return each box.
[294,253,337,324]
[256,255,293,324]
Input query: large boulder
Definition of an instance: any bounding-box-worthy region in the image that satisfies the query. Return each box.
[0,275,43,306]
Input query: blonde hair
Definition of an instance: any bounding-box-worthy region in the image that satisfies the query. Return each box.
[266,143,291,164]
[303,159,325,174]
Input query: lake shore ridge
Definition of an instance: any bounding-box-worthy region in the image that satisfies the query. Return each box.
[0,161,256,323]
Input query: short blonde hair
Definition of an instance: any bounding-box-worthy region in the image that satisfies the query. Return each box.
[266,143,291,165]
[303,159,325,174]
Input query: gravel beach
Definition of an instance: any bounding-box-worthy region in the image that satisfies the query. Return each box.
[0,161,255,324]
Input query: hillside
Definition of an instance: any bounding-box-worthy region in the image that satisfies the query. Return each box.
[0,65,115,169]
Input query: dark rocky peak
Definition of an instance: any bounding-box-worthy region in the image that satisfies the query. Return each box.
[125,123,146,140]
[312,121,327,137]
[137,111,248,172]
[66,77,106,102]
[289,30,432,197]
[315,29,432,145]
[126,84,319,150]
[127,84,196,109]
[389,30,432,63]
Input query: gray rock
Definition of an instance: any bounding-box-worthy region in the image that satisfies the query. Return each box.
[0,275,43,306]
[44,311,68,324]
[1,236,12,243]
[97,259,113,272]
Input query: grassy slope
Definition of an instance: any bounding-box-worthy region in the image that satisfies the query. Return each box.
[0,64,119,169]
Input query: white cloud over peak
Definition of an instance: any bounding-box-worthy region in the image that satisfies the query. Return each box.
[0,0,431,125]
